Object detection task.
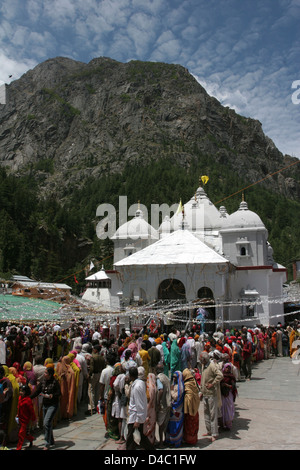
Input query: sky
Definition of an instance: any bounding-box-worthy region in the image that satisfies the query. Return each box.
[0,0,299,158]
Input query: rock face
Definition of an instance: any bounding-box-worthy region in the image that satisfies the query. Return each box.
[0,56,299,200]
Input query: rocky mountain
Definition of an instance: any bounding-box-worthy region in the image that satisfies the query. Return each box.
[0,56,299,201]
[0,57,299,284]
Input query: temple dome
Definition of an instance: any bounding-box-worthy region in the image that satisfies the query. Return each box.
[111,208,159,240]
[225,200,265,229]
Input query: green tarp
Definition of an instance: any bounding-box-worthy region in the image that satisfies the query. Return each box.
[0,294,61,321]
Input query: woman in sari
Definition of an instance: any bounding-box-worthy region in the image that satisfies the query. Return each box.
[165,371,185,448]
[2,365,19,442]
[182,368,200,445]
[23,362,36,386]
[289,327,298,357]
[220,363,237,430]
[170,340,182,376]
[144,373,157,445]
[68,352,81,415]
[55,355,76,420]
[120,337,133,361]
[181,340,191,370]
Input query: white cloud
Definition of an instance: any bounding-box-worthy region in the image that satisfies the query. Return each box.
[0,52,37,85]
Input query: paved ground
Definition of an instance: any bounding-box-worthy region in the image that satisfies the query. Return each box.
[9,357,300,451]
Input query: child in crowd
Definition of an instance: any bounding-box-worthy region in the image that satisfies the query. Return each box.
[16,384,36,450]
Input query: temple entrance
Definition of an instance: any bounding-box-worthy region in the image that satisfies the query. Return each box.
[158,279,188,331]
[195,286,215,333]
[158,279,186,300]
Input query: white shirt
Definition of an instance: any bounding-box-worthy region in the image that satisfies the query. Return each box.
[99,365,114,400]
[128,378,147,424]
[92,331,101,341]
[76,352,88,379]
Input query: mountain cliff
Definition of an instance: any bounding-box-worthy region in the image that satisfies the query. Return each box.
[0,57,299,284]
[1,56,299,200]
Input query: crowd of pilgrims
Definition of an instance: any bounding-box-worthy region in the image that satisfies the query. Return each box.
[0,317,298,450]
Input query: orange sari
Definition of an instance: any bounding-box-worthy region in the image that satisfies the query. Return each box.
[55,356,76,419]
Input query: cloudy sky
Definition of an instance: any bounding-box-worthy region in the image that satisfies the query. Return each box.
[0,0,299,158]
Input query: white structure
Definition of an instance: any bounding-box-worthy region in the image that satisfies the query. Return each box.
[84,183,287,327]
[82,266,122,311]
[111,206,159,264]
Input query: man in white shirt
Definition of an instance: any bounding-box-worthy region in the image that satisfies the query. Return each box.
[126,367,155,450]
[99,353,115,402]
[92,328,101,342]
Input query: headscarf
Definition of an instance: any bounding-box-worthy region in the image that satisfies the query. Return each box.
[171,371,185,410]
[70,350,81,369]
[9,367,26,384]
[44,358,58,379]
[138,366,146,381]
[12,362,23,376]
[44,358,55,368]
[136,336,143,351]
[178,337,186,349]
[56,355,72,379]
[182,368,200,416]
[23,361,36,385]
[128,341,138,359]
[113,363,123,376]
[221,363,237,400]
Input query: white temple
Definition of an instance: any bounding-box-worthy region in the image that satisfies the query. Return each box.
[82,182,287,328]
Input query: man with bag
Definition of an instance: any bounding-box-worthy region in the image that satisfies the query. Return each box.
[126,367,155,450]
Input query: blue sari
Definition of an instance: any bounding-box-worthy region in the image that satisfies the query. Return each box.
[166,371,185,447]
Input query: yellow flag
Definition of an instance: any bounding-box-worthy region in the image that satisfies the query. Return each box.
[201,175,209,185]
[176,199,183,215]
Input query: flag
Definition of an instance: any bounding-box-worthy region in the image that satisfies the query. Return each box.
[74,275,79,284]
[89,261,95,271]
[176,199,183,215]
[201,175,209,185]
